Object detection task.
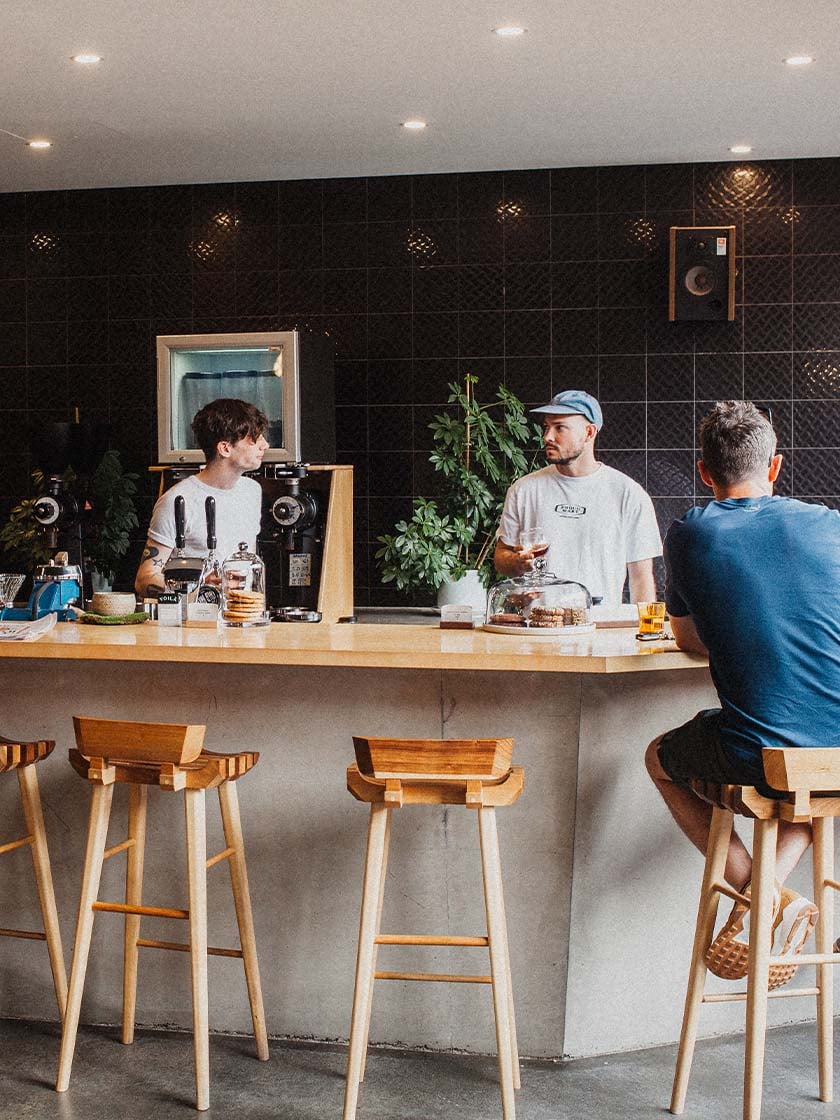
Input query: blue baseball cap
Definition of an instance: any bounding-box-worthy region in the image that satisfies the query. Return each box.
[530,390,603,430]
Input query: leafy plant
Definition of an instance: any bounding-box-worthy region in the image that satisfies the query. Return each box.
[86,450,140,583]
[376,376,540,591]
[0,467,75,571]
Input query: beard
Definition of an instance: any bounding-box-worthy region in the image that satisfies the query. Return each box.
[545,444,585,466]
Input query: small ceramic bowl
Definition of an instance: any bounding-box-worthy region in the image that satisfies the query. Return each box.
[91,591,137,616]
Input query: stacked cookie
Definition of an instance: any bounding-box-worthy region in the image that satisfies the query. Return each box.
[222,588,266,624]
[529,605,588,627]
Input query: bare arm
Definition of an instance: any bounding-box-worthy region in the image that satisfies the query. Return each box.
[494,539,539,578]
[670,613,709,655]
[627,558,656,604]
[134,538,172,598]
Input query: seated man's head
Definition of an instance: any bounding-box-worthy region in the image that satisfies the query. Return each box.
[699,400,779,490]
[192,398,269,463]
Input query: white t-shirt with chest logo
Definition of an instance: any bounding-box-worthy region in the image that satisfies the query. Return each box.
[497,464,662,605]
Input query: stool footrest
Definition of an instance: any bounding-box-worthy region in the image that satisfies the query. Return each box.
[375,934,489,946]
[0,835,33,856]
[0,927,47,941]
[704,986,820,1003]
[93,901,189,919]
[103,839,136,860]
[375,970,492,984]
[711,880,750,906]
[205,846,235,870]
[137,938,243,959]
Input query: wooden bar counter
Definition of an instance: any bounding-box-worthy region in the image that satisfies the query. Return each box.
[0,621,816,1060]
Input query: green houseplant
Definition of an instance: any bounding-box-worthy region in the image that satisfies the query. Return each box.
[376,375,539,594]
[85,450,140,585]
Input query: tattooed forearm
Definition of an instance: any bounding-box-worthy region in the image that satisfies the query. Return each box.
[141,544,161,562]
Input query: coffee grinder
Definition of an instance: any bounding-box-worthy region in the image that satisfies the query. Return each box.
[258,464,324,620]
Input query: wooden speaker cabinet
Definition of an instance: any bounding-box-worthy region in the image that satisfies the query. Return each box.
[669,226,736,321]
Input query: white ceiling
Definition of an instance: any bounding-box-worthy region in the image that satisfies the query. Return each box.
[2,0,839,193]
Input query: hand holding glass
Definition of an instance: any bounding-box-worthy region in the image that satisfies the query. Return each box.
[519,528,549,576]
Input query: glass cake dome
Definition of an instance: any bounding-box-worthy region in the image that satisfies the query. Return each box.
[485,569,594,633]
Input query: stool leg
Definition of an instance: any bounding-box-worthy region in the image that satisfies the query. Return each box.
[813,816,833,1102]
[122,783,148,1045]
[217,781,269,1061]
[343,802,390,1120]
[478,806,516,1120]
[671,806,732,1114]
[743,817,777,1120]
[498,868,520,1090]
[185,788,210,1112]
[359,807,391,1083]
[56,783,115,1093]
[17,763,67,1019]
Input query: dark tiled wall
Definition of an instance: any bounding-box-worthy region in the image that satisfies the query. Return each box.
[1,159,840,601]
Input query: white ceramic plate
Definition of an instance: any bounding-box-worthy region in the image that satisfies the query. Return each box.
[481,622,596,638]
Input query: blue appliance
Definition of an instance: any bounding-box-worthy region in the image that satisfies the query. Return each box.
[1,553,82,622]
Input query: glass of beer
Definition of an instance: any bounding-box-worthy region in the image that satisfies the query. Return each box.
[637,600,666,636]
[519,527,550,578]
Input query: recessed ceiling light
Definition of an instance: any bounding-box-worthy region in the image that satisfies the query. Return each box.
[493,25,526,37]
[71,53,102,64]
[784,54,814,66]
[27,139,52,149]
[402,119,427,130]
[729,144,752,154]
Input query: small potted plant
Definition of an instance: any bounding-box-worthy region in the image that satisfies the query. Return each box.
[376,375,539,606]
[85,450,140,589]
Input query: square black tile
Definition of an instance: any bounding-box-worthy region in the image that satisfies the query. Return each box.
[277,180,323,225]
[106,189,149,230]
[277,225,323,270]
[148,274,188,319]
[598,165,645,212]
[335,405,369,452]
[189,228,235,272]
[551,308,598,355]
[598,308,645,355]
[550,356,598,399]
[368,313,412,360]
[65,190,108,233]
[411,175,459,220]
[108,319,150,365]
[412,266,459,313]
[648,401,694,448]
[368,268,412,314]
[550,168,597,214]
[322,269,367,315]
[236,271,279,318]
[320,315,368,360]
[67,320,108,365]
[368,360,413,404]
[646,305,694,355]
[26,191,66,233]
[599,355,645,401]
[148,229,190,274]
[26,231,66,277]
[743,256,791,304]
[323,178,367,224]
[503,216,550,262]
[505,262,551,309]
[793,304,840,351]
[458,172,504,221]
[412,358,459,404]
[793,353,840,398]
[598,212,648,261]
[0,235,25,280]
[549,260,598,309]
[794,207,840,255]
[368,176,412,221]
[368,450,413,495]
[368,496,414,539]
[598,259,648,308]
[368,405,413,451]
[598,449,646,486]
[459,219,502,264]
[791,448,840,494]
[235,181,278,226]
[459,310,504,357]
[110,275,150,321]
[108,231,150,275]
[277,270,322,315]
[695,161,790,210]
[411,221,457,266]
[236,225,278,272]
[504,356,551,405]
[794,399,840,447]
[27,321,66,366]
[412,405,443,452]
[27,369,67,409]
[503,169,551,216]
[695,352,743,399]
[550,214,598,262]
[0,279,25,322]
[793,159,840,206]
[70,363,111,412]
[26,278,67,323]
[458,265,504,311]
[148,186,193,229]
[192,183,237,227]
[67,276,108,320]
[367,222,411,268]
[192,272,235,319]
[793,255,840,303]
[743,207,793,256]
[647,449,695,495]
[647,353,694,400]
[505,310,551,356]
[0,193,26,234]
[745,352,791,399]
[694,316,743,355]
[334,360,368,406]
[599,401,645,448]
[646,164,693,211]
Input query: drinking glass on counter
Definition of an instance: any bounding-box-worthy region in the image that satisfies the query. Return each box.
[636,600,666,636]
[519,527,550,578]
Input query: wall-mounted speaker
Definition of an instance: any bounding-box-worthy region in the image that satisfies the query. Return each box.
[668,226,736,322]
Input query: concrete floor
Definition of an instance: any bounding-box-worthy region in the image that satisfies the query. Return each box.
[1,1017,839,1120]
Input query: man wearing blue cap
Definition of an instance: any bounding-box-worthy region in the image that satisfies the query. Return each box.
[494,389,661,606]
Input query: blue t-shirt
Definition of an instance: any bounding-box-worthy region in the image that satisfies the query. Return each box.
[665,496,840,771]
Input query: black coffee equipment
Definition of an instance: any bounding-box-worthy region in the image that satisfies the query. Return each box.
[258,464,324,619]
[162,495,205,598]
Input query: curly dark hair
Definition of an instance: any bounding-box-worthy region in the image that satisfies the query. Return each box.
[191,398,269,461]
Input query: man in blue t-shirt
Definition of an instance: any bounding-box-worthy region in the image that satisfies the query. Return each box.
[646,400,840,983]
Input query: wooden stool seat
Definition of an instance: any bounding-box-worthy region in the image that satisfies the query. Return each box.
[57,717,268,1111]
[673,746,840,1120]
[0,733,66,1019]
[343,737,524,1120]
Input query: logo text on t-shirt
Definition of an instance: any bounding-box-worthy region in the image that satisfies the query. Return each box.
[554,504,587,518]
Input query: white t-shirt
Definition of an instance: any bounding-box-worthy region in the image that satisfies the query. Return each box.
[497,464,662,606]
[147,474,263,562]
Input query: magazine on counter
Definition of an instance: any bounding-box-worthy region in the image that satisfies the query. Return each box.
[0,612,58,641]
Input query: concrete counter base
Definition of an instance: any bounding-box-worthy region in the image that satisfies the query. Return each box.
[0,658,822,1059]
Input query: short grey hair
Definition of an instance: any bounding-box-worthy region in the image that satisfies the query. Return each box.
[699,401,776,486]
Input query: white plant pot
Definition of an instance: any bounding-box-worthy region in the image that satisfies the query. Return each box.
[436,570,487,615]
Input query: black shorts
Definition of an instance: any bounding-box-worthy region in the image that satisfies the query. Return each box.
[657,709,781,797]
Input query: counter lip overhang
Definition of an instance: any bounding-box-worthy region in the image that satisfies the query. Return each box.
[0,622,709,674]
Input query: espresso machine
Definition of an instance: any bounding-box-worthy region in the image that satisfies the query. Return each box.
[258,464,325,621]
[1,552,83,621]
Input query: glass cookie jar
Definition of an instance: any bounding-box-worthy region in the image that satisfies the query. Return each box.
[220,542,270,628]
[485,570,594,634]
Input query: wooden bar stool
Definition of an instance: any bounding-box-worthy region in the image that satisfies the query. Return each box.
[672,746,840,1120]
[56,716,269,1111]
[343,736,524,1120]
[0,733,67,1019]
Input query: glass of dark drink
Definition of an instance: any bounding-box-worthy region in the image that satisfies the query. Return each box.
[519,527,549,578]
